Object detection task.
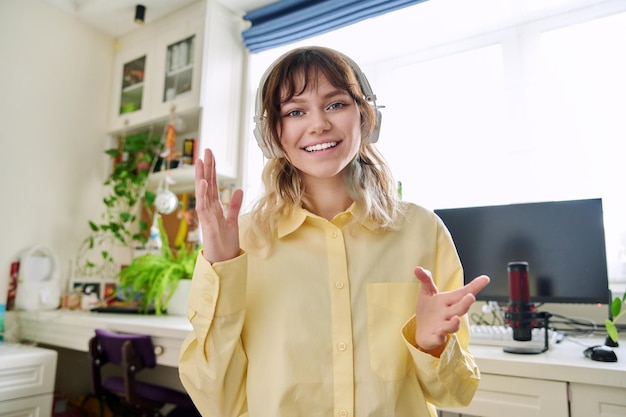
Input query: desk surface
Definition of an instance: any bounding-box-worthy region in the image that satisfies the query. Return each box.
[10,309,626,387]
[11,310,191,367]
[470,337,626,389]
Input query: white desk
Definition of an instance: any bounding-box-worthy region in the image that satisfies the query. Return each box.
[10,310,191,368]
[10,310,626,416]
[441,338,626,417]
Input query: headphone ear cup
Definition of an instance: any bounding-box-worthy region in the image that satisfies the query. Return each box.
[254,120,283,158]
[367,108,382,144]
[254,122,272,159]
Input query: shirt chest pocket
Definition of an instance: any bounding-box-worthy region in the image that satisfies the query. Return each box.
[366,282,420,381]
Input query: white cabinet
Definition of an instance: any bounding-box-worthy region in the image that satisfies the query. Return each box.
[109,1,205,134]
[570,383,626,417]
[439,374,569,417]
[438,338,626,417]
[196,0,245,180]
[109,44,152,129]
[108,0,244,185]
[0,344,58,417]
[151,15,205,121]
[109,1,206,133]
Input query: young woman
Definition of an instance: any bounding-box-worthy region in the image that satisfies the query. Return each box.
[179,46,489,417]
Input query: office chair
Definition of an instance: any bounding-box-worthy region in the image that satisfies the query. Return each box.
[88,328,200,417]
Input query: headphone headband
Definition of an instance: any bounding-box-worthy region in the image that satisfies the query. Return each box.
[253,48,382,159]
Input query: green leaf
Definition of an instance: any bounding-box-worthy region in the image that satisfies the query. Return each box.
[611,297,622,318]
[105,148,120,158]
[605,319,619,343]
[144,191,156,206]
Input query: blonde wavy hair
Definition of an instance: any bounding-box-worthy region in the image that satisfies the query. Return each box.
[247,46,405,247]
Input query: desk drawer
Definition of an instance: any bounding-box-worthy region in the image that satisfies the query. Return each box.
[0,344,57,402]
[439,373,569,417]
[0,393,54,417]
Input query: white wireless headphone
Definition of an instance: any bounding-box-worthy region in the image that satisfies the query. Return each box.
[253,48,383,159]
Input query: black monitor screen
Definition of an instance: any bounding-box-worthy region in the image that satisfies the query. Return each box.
[435,198,610,304]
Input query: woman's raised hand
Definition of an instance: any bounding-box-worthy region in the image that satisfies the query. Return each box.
[413,267,490,355]
[195,148,244,263]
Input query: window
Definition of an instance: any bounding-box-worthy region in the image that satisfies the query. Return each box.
[243,0,626,285]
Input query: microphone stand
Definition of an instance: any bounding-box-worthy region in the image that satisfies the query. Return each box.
[503,311,552,354]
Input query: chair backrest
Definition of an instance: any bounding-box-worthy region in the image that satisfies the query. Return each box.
[89,328,198,417]
[93,328,157,368]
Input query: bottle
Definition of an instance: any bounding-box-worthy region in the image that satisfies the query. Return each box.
[0,303,5,343]
[7,262,19,311]
[147,214,163,253]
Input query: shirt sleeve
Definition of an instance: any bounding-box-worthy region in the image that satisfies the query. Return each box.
[178,251,249,417]
[401,316,480,407]
[399,214,481,408]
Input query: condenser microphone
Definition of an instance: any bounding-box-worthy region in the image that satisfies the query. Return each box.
[506,261,534,341]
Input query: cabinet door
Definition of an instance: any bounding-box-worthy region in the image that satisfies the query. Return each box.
[151,8,205,120]
[570,382,626,417]
[439,374,569,417]
[0,394,54,417]
[198,0,245,180]
[109,43,155,132]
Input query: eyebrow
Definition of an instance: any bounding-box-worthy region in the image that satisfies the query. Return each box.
[282,89,350,105]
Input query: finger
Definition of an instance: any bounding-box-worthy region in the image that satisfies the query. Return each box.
[414,267,438,295]
[194,163,208,210]
[446,292,477,319]
[439,315,462,335]
[226,189,244,224]
[463,275,490,297]
[205,149,218,202]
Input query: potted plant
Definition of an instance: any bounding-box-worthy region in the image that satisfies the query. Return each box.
[605,293,625,344]
[75,129,163,278]
[117,215,200,314]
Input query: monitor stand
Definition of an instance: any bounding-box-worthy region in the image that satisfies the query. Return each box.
[503,312,551,355]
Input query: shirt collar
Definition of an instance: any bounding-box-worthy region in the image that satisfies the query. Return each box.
[276,203,377,238]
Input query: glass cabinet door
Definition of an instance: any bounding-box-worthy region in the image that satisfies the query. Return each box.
[109,43,154,132]
[163,35,195,102]
[120,55,146,114]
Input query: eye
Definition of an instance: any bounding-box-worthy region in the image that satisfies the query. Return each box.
[284,109,304,117]
[327,102,345,111]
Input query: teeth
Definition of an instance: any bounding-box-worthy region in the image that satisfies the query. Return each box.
[304,142,337,152]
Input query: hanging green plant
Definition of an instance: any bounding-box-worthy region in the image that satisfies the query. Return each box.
[76,129,164,278]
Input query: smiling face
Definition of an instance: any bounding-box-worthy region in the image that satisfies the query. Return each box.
[278,72,362,187]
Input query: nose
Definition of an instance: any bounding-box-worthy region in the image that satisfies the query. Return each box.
[309,109,331,134]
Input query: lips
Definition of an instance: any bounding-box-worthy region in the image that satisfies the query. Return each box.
[304,141,338,152]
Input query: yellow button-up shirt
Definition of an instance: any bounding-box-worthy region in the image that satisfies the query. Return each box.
[179,202,480,417]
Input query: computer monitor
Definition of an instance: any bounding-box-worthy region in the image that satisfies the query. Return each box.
[435,198,611,305]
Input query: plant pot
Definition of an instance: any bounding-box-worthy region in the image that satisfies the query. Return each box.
[167,279,192,315]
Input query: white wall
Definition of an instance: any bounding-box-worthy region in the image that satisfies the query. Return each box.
[0,0,114,304]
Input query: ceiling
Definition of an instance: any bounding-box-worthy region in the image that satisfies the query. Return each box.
[43,0,277,38]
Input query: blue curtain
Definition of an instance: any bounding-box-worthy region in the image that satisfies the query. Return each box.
[242,0,430,53]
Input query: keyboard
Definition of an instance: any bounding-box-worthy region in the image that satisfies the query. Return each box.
[470,324,560,348]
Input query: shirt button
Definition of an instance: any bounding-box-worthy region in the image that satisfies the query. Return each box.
[330,231,338,238]
[335,281,344,289]
[338,409,349,417]
[338,342,347,351]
